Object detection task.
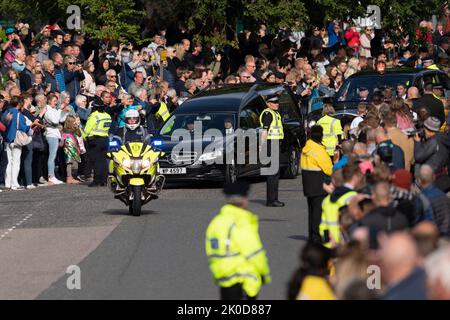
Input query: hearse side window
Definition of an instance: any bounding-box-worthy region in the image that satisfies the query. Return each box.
[239,110,251,129]
[279,90,300,120]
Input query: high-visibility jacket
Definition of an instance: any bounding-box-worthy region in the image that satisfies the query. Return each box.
[301,140,333,176]
[426,64,440,70]
[317,115,343,156]
[319,190,357,248]
[156,101,170,122]
[259,108,284,140]
[205,204,271,298]
[83,111,112,139]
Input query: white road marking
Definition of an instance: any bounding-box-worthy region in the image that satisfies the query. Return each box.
[0,214,33,240]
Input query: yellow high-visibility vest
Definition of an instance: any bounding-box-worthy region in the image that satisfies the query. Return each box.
[319,191,357,248]
[83,111,112,139]
[259,108,284,140]
[205,204,271,298]
[156,101,170,122]
[317,115,342,156]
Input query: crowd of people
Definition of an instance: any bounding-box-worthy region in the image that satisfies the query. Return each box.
[0,16,449,190]
[0,14,449,299]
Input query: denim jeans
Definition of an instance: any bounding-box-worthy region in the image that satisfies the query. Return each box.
[21,143,33,186]
[47,137,59,178]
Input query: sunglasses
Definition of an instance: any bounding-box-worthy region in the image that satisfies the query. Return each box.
[68,62,75,65]
[109,75,117,78]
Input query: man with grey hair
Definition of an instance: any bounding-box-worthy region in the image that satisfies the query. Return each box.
[239,70,256,83]
[12,48,26,72]
[418,164,450,237]
[106,69,118,86]
[424,245,450,299]
[381,232,427,300]
[205,181,271,300]
[183,79,197,97]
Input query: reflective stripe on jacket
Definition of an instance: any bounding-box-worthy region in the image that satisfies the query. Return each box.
[319,191,357,248]
[205,204,271,297]
[156,102,170,122]
[83,111,112,138]
[317,115,342,156]
[259,108,284,140]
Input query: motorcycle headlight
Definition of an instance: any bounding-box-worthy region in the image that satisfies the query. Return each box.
[141,159,152,169]
[308,120,316,128]
[197,150,223,162]
[131,160,142,172]
[122,158,131,168]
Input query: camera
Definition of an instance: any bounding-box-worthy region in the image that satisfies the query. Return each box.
[406,127,425,140]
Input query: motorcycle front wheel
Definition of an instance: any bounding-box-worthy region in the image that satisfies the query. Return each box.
[129,185,142,216]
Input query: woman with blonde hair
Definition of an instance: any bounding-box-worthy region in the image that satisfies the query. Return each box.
[42,59,57,93]
[344,57,360,79]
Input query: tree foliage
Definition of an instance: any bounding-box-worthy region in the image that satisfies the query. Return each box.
[57,0,147,43]
[0,0,445,47]
[188,0,308,49]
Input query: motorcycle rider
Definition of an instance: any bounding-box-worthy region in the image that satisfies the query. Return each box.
[114,109,149,144]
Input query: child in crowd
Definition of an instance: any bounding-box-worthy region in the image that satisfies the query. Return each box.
[61,115,84,184]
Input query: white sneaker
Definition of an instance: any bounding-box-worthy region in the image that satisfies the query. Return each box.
[39,177,48,184]
[11,186,25,191]
[48,177,64,185]
[26,185,36,190]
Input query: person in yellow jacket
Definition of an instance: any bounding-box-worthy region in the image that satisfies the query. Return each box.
[205,181,271,300]
[301,125,333,243]
[317,103,343,160]
[319,162,362,248]
[83,100,112,187]
[287,242,335,300]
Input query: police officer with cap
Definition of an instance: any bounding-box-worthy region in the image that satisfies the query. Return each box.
[259,95,285,207]
[205,181,271,300]
[83,100,112,187]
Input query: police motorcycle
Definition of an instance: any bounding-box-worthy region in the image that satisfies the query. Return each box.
[106,110,165,216]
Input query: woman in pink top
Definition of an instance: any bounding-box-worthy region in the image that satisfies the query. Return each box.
[391,98,414,131]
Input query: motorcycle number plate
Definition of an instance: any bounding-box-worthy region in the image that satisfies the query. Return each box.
[159,168,187,175]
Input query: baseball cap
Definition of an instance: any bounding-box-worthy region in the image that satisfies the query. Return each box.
[5,27,16,35]
[392,169,412,190]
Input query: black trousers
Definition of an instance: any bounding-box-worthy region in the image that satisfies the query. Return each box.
[220,284,257,300]
[263,140,280,204]
[266,167,280,204]
[87,136,108,184]
[307,195,326,244]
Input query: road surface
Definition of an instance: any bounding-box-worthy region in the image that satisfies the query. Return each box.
[0,177,309,300]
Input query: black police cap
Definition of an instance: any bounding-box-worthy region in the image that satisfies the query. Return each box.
[224,181,250,197]
[266,95,280,103]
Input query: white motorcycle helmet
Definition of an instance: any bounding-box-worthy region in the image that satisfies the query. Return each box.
[125,109,140,130]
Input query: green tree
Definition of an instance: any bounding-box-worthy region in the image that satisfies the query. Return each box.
[188,0,308,49]
[309,0,442,34]
[57,0,147,43]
